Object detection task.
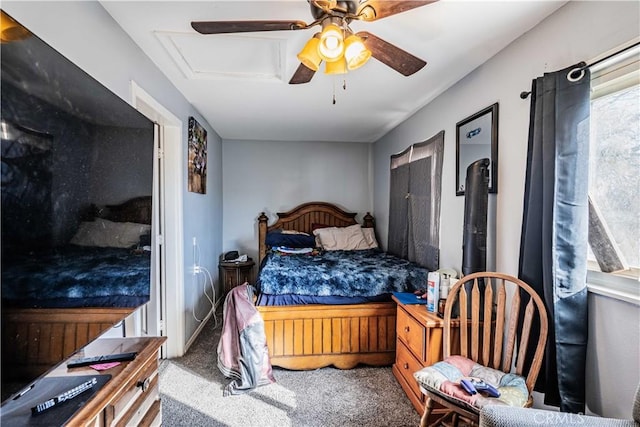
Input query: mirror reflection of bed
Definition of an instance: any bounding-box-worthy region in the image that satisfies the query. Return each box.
[0,12,155,399]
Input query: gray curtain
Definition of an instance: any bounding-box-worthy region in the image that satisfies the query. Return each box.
[518,62,590,413]
[388,146,411,259]
[388,131,444,271]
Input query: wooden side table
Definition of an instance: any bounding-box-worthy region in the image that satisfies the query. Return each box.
[218,256,255,296]
[392,295,447,415]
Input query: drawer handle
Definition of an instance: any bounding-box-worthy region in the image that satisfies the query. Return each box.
[403,363,409,370]
[404,326,410,332]
[137,377,151,392]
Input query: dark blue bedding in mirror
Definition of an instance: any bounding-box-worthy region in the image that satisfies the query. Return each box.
[1,246,150,308]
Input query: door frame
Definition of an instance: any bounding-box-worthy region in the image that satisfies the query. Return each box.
[131,81,185,358]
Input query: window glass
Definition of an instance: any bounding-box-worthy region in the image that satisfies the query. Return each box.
[589,79,639,279]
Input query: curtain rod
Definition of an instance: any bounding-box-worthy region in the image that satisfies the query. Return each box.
[520,41,640,99]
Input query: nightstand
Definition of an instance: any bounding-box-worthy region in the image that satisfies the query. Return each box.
[391,295,447,415]
[218,256,255,296]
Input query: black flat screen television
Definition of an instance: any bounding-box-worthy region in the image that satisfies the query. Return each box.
[0,10,154,390]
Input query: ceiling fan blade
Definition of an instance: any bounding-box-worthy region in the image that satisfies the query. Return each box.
[191,20,308,34]
[289,63,317,84]
[357,31,426,76]
[356,1,437,21]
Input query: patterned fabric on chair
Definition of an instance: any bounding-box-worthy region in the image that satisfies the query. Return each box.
[414,355,529,411]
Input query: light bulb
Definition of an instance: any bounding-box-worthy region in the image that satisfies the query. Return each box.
[344,34,371,70]
[318,23,344,62]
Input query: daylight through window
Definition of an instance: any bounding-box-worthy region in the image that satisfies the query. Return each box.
[588,43,640,281]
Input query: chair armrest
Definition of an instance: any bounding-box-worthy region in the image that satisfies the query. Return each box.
[479,405,637,427]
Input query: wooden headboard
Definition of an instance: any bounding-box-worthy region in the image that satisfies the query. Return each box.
[257,201,374,266]
[84,196,152,225]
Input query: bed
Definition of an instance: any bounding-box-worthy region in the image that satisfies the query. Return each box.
[256,201,429,370]
[1,196,152,380]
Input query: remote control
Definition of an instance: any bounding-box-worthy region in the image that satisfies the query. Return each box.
[31,377,97,415]
[460,378,500,398]
[460,379,477,395]
[67,352,137,368]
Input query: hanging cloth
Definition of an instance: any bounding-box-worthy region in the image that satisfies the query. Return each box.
[518,62,590,413]
[217,283,276,396]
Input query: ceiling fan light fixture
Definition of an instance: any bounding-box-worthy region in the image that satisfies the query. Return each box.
[0,11,31,43]
[344,34,371,70]
[296,33,322,71]
[324,57,347,75]
[318,22,344,62]
[313,0,338,10]
[358,5,377,21]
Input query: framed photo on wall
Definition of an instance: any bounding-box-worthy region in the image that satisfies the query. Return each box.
[455,103,498,196]
[188,116,207,194]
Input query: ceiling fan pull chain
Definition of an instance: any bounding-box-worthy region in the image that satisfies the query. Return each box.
[332,76,337,104]
[343,79,346,90]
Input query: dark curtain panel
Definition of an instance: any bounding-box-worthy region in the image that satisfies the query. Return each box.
[388,147,411,258]
[518,62,590,413]
[388,131,444,271]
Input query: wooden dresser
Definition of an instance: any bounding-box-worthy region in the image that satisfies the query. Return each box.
[2,336,166,426]
[392,296,446,414]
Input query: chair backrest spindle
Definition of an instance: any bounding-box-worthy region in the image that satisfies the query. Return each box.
[501,289,520,372]
[493,281,506,370]
[516,298,536,376]
[482,279,494,366]
[459,285,469,358]
[471,279,481,362]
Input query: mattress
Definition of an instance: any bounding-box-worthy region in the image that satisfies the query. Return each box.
[256,249,429,306]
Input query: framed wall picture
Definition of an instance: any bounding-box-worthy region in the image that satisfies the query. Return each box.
[455,103,498,196]
[188,116,207,194]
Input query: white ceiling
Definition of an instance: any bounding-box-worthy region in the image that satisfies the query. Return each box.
[101,1,566,143]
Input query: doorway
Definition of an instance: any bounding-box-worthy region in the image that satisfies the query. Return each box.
[130,82,185,358]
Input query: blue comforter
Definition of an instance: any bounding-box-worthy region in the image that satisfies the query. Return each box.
[257,249,428,297]
[1,245,150,308]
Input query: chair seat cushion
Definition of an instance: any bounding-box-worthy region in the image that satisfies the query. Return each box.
[414,355,529,410]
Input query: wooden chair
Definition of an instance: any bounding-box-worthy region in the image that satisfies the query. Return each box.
[417,272,549,427]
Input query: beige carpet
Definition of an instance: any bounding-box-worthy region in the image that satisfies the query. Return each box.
[159,319,421,427]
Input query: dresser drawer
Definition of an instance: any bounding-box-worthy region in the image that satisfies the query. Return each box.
[105,357,159,426]
[396,307,426,361]
[395,340,424,402]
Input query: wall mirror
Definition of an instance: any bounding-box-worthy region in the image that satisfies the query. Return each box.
[456,103,498,196]
[1,9,154,395]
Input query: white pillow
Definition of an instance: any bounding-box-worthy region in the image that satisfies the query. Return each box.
[313,224,371,251]
[361,227,379,249]
[70,218,151,248]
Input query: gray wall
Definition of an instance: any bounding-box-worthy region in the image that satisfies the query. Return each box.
[222,139,372,261]
[372,0,640,418]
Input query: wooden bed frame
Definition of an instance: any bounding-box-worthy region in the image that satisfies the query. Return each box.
[1,196,152,381]
[256,201,397,370]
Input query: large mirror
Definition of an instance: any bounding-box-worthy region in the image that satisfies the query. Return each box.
[1,10,154,395]
[455,103,499,196]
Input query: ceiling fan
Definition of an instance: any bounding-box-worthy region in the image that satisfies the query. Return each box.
[191,0,437,84]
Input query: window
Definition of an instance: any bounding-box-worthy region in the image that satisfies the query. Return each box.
[588,43,639,290]
[388,131,444,271]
